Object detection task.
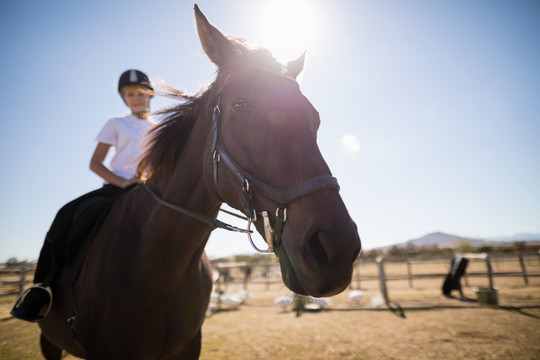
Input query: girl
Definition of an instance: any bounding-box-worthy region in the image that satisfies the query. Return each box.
[91,69,155,187]
[12,69,155,322]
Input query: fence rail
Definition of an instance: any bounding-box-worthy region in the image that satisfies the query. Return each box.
[0,265,35,296]
[2,252,539,298]
[352,252,540,290]
[208,252,540,302]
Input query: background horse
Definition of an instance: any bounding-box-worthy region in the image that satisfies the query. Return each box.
[38,5,361,359]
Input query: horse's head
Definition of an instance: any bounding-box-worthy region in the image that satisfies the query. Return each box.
[195,5,361,297]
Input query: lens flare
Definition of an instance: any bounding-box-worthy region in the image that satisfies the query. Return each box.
[254,0,322,62]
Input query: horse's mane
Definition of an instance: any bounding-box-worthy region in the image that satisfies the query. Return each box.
[137,84,214,190]
[138,45,284,190]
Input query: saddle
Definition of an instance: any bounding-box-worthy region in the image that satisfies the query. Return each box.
[57,184,136,285]
[11,185,136,322]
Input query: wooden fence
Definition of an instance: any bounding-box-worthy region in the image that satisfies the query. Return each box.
[208,252,540,299]
[2,252,539,298]
[368,253,540,306]
[0,265,35,296]
[351,252,540,289]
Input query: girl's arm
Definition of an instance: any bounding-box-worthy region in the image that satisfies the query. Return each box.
[90,142,138,188]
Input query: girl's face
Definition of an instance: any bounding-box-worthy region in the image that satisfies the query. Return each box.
[121,84,152,115]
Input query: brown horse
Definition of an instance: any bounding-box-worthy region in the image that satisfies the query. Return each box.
[38,5,361,359]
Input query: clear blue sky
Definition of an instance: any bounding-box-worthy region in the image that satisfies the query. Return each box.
[1,0,539,261]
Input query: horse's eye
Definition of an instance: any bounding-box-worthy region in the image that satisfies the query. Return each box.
[231,99,251,113]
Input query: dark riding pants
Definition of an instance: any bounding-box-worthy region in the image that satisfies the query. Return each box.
[33,185,129,284]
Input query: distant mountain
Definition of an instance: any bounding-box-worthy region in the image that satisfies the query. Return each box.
[406,232,467,248]
[378,232,540,250]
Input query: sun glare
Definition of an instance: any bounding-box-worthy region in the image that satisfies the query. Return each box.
[341,134,362,153]
[254,0,322,62]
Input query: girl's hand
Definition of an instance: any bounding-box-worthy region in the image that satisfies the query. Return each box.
[121,176,139,188]
[91,142,140,188]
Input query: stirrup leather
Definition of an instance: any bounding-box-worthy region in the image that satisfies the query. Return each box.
[11,283,53,322]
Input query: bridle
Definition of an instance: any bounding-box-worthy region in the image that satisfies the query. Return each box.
[210,93,340,253]
[144,74,340,254]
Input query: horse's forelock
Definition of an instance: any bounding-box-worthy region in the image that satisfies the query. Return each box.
[218,48,282,78]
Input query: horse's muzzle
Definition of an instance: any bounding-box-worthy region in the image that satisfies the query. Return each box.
[276,218,361,297]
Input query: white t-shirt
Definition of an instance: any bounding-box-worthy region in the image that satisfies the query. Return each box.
[95,114,155,180]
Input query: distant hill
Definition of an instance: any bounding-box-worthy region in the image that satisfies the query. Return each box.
[377,232,540,250]
[406,232,470,248]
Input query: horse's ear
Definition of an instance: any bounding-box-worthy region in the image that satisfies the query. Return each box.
[194,4,241,67]
[285,51,306,79]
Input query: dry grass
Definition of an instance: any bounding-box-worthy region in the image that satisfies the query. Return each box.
[0,296,44,359]
[1,256,539,359]
[2,285,539,360]
[201,305,540,360]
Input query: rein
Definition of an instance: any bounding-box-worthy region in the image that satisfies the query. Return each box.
[143,183,268,253]
[142,183,251,234]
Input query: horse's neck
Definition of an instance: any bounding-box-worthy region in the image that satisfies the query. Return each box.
[140,112,219,267]
[160,110,218,217]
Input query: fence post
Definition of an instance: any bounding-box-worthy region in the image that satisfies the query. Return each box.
[485,254,494,290]
[376,256,389,305]
[518,254,528,285]
[19,265,27,295]
[407,261,413,288]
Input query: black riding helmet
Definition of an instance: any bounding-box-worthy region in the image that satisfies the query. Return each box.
[118,69,153,94]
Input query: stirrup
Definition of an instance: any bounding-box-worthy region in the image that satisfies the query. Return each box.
[11,283,53,322]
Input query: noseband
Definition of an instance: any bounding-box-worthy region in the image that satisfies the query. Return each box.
[210,93,340,253]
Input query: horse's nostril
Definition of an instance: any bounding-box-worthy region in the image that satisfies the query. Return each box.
[307,230,334,266]
[306,226,360,267]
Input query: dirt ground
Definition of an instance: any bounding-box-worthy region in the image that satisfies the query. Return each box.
[2,256,539,359]
[1,280,539,360]
[201,304,540,360]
